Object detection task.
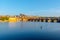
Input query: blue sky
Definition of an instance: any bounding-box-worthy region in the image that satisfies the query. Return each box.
[0,0,60,16]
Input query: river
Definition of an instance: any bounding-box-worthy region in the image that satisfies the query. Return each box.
[0,22,60,40]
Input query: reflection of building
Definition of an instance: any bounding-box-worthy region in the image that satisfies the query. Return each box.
[9,22,16,28]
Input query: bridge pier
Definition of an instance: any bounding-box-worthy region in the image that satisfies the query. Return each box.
[39,20,41,22]
[37,20,40,22]
[43,19,46,22]
[27,18,58,23]
[54,19,57,23]
[48,19,51,22]
[41,19,44,22]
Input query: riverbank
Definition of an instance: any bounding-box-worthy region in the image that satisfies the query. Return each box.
[0,20,8,22]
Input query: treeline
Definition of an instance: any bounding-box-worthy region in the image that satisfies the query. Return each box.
[0,17,9,21]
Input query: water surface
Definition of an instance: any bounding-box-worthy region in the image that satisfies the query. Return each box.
[0,22,60,40]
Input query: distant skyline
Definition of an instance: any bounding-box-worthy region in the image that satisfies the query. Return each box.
[0,0,60,16]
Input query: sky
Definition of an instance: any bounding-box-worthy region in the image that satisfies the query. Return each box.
[0,0,60,16]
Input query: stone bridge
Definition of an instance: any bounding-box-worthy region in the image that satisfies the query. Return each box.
[27,17,59,23]
[8,15,60,23]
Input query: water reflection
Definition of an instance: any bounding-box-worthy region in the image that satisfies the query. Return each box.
[20,22,23,28]
[40,26,43,30]
[8,22,16,28]
[0,22,60,39]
